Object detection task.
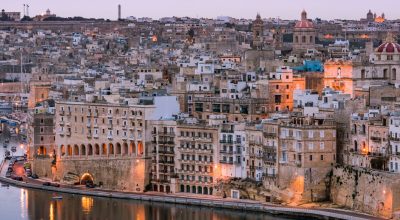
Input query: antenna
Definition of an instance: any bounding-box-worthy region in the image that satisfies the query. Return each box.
[26,5,29,17]
[23,4,25,17]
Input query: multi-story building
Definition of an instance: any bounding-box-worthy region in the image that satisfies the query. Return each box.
[277,115,336,202]
[192,97,269,122]
[28,100,56,177]
[49,96,179,191]
[150,120,177,193]
[267,66,305,112]
[175,119,219,195]
[219,123,247,179]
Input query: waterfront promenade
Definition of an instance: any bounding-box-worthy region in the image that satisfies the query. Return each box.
[0,159,384,220]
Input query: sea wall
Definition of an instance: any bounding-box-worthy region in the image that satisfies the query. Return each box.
[52,157,151,192]
[330,165,400,219]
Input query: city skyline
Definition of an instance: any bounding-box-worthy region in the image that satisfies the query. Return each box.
[2,0,400,20]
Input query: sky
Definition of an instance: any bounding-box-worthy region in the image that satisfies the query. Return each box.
[2,0,400,20]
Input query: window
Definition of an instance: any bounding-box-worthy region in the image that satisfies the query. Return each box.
[320,155,324,160]
[320,142,325,150]
[309,155,313,161]
[320,131,324,138]
[308,143,314,150]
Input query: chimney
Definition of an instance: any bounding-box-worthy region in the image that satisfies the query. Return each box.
[118,4,121,20]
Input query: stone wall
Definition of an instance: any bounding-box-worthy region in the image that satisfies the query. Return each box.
[31,158,53,179]
[272,166,331,204]
[51,158,151,192]
[330,165,400,219]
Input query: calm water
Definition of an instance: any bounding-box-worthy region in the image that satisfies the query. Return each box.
[0,185,299,220]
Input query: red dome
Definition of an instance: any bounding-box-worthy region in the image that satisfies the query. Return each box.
[295,20,314,29]
[376,42,400,53]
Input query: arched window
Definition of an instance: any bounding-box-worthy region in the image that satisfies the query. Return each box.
[67,145,72,156]
[137,141,143,155]
[102,144,107,155]
[60,145,65,157]
[302,36,306,43]
[354,140,358,152]
[116,143,122,155]
[74,145,79,156]
[80,144,86,156]
[88,144,93,156]
[295,36,298,43]
[130,142,136,156]
[109,143,114,155]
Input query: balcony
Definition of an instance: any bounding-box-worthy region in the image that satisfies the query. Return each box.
[107,123,113,129]
[107,113,113,118]
[93,133,99,139]
[86,122,91,128]
[221,129,234,133]
[159,150,175,155]
[390,136,400,142]
[220,150,234,154]
[86,112,92,117]
[219,140,234,144]
[93,123,98,128]
[158,141,175,145]
[129,135,135,141]
[371,136,382,143]
[107,134,113,140]
[66,110,72,116]
[122,135,128,141]
[87,132,92,138]
[59,120,64,126]
[263,132,277,138]
[66,131,71,136]
[59,110,65,115]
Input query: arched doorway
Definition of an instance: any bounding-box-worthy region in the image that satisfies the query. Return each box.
[137,141,143,155]
[116,143,121,155]
[80,173,94,185]
[166,185,170,193]
[74,144,79,156]
[130,142,136,156]
[101,144,107,155]
[209,187,213,195]
[88,144,93,156]
[123,143,128,156]
[94,144,100,155]
[192,186,196,194]
[180,185,184,192]
[153,185,158,191]
[109,143,114,155]
[160,185,164,192]
[81,144,86,156]
[38,146,46,155]
[186,185,190,193]
[67,145,72,156]
[197,186,202,194]
[60,145,65,157]
[203,187,208,195]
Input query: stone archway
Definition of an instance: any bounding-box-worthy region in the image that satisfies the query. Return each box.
[123,143,128,156]
[80,173,94,185]
[116,143,122,155]
[88,144,93,156]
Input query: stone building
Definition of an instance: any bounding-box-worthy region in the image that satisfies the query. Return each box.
[267,66,306,112]
[175,119,219,195]
[53,101,156,192]
[28,100,56,177]
[276,115,336,202]
[252,14,264,50]
[192,96,269,122]
[292,10,316,53]
[150,119,177,193]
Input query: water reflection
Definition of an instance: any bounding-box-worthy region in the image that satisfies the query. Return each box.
[0,185,299,220]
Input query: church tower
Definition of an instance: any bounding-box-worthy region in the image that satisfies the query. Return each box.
[292,10,316,53]
[252,13,264,50]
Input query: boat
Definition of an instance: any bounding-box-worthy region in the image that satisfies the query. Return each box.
[52,193,63,200]
[1,183,9,187]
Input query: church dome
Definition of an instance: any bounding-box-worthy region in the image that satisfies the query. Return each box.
[376,33,400,54]
[376,42,400,53]
[295,10,314,29]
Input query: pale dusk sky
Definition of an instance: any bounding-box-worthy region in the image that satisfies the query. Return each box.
[2,0,400,20]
